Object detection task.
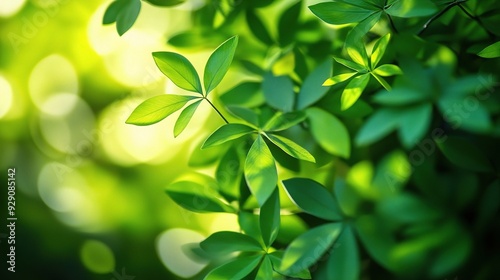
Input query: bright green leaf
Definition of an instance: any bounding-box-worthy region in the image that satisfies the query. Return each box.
[386,0,437,18]
[370,33,391,68]
[262,72,295,112]
[283,178,343,221]
[478,41,500,58]
[174,99,202,137]
[260,188,280,248]
[200,231,263,256]
[202,123,255,149]
[269,251,311,279]
[204,254,263,280]
[373,64,403,76]
[126,95,196,125]
[327,226,360,280]
[204,36,239,95]
[166,180,234,213]
[263,111,307,132]
[307,107,351,158]
[257,255,273,279]
[323,73,357,86]
[265,134,316,163]
[309,2,375,25]
[152,52,203,93]
[245,135,278,206]
[341,73,370,110]
[333,57,366,72]
[297,60,333,109]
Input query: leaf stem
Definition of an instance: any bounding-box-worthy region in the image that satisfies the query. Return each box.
[418,0,467,36]
[204,97,229,124]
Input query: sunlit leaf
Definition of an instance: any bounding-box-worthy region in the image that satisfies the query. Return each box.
[263,111,307,132]
[166,180,234,213]
[370,33,391,68]
[283,178,342,220]
[256,255,273,279]
[333,57,366,72]
[281,223,343,273]
[477,41,500,58]
[204,36,239,95]
[373,64,402,76]
[260,188,280,248]
[297,60,333,109]
[152,52,203,93]
[200,231,263,256]
[126,95,197,125]
[174,99,201,137]
[245,135,278,206]
[265,133,315,163]
[307,107,351,158]
[341,73,370,110]
[204,254,263,280]
[309,2,375,25]
[202,123,255,149]
[345,33,369,69]
[327,226,360,280]
[323,73,357,86]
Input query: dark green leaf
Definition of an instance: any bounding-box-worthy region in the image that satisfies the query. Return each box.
[204,36,239,95]
[126,95,196,125]
[386,0,437,17]
[227,106,260,127]
[398,104,432,149]
[103,0,125,24]
[246,9,274,45]
[355,108,400,146]
[437,136,493,172]
[200,231,263,256]
[263,111,307,132]
[297,60,333,110]
[307,107,351,158]
[372,88,429,105]
[327,226,360,280]
[173,99,201,137]
[265,133,316,162]
[220,82,265,108]
[116,0,141,36]
[152,52,203,93]
[202,123,255,149]
[269,251,311,279]
[281,223,343,273]
[309,2,374,25]
[204,254,263,280]
[260,188,280,248]
[143,0,185,7]
[245,135,278,206]
[262,72,295,112]
[166,180,234,213]
[216,146,242,201]
[278,1,302,47]
[283,178,343,221]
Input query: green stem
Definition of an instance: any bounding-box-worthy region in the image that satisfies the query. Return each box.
[418,0,467,36]
[204,97,229,124]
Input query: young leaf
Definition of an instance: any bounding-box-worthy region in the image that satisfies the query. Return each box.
[309,2,374,25]
[263,111,307,132]
[174,99,202,137]
[246,9,274,45]
[200,231,263,256]
[216,146,241,201]
[437,136,493,172]
[204,254,263,280]
[166,180,234,213]
[297,60,333,110]
[256,255,273,279]
[126,95,196,125]
[202,124,255,149]
[370,33,391,68]
[116,0,141,36]
[341,73,370,110]
[245,135,278,206]
[477,41,500,58]
[327,226,360,280]
[323,73,357,86]
[333,57,366,73]
[278,1,302,47]
[262,72,295,112]
[345,33,369,69]
[371,72,391,91]
[372,64,402,76]
[283,178,342,221]
[260,188,280,248]
[307,107,351,158]
[265,133,316,163]
[204,36,239,95]
[152,52,203,94]
[281,223,343,273]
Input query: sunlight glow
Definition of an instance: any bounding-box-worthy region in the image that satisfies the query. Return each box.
[0,76,13,119]
[0,0,26,17]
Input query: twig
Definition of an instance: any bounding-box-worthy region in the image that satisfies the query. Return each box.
[204,97,229,124]
[418,0,467,36]
[457,4,496,39]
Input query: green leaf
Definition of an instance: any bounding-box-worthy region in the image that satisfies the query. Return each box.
[437,136,493,172]
[355,108,400,146]
[371,73,392,91]
[373,64,402,76]
[323,73,357,86]
[265,134,316,163]
[373,88,429,106]
[103,0,125,24]
[204,36,239,95]
[477,41,500,58]
[244,135,278,206]
[152,52,203,93]
[204,254,263,280]
[398,104,432,149]
[216,146,241,201]
[281,223,343,273]
[166,180,234,213]
[386,0,437,18]
[297,60,333,110]
[173,99,201,137]
[143,0,185,7]
[370,33,391,68]
[116,0,141,36]
[246,9,274,45]
[220,82,265,108]
[345,33,369,69]
[262,72,295,112]
[278,1,302,47]
[269,251,311,279]
[257,255,273,279]
[260,188,280,248]
[283,178,343,221]
[202,123,255,149]
[327,226,360,280]
[307,107,351,158]
[263,111,307,132]
[309,2,375,25]
[341,73,370,110]
[226,106,260,128]
[333,57,366,72]
[126,95,196,125]
[200,231,263,256]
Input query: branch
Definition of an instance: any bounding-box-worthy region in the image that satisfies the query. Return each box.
[418,0,467,36]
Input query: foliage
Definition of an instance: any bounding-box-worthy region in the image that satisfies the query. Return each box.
[107,0,500,279]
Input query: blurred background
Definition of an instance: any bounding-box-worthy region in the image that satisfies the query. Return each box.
[0,0,247,279]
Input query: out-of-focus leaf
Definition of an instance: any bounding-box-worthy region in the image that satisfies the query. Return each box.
[126,95,197,125]
[216,146,241,201]
[372,88,429,105]
[398,104,432,149]
[226,106,260,127]
[144,0,185,7]
[204,36,239,95]
[262,72,295,112]
[260,188,280,248]
[437,136,493,172]
[153,52,203,93]
[204,254,263,280]
[256,255,273,279]
[246,9,274,45]
[103,0,125,24]
[220,82,265,108]
[174,99,201,137]
[327,226,360,280]
[307,107,351,158]
[202,124,255,149]
[200,231,263,256]
[263,111,307,132]
[297,60,333,109]
[278,1,302,47]
[166,180,234,213]
[355,108,400,146]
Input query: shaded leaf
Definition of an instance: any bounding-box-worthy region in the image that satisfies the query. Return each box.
[309,2,374,25]
[262,72,295,112]
[260,188,280,248]
[200,231,263,256]
[478,41,500,58]
[116,0,141,36]
[269,251,311,279]
[355,108,400,146]
[386,0,437,17]
[437,136,493,172]
[204,254,263,280]
[246,9,274,45]
[263,111,307,132]
[297,60,333,110]
[220,82,265,108]
[144,0,185,7]
[166,180,234,213]
[265,134,316,162]
[398,104,432,149]
[327,226,360,280]
[278,1,302,46]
